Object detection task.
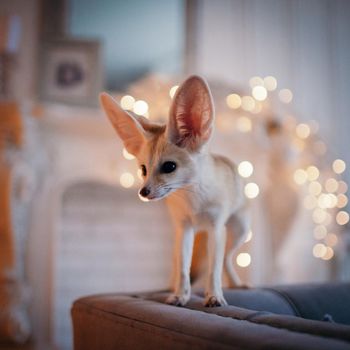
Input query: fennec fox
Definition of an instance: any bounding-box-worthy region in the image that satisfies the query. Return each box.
[100,75,249,307]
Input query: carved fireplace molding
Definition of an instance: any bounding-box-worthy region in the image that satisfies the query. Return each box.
[24,104,128,347]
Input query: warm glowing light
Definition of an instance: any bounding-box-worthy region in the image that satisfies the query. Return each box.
[306,166,319,181]
[251,102,262,114]
[293,169,308,185]
[122,148,135,160]
[236,116,252,132]
[322,247,334,260]
[313,225,327,240]
[238,161,254,178]
[313,243,327,258]
[245,230,253,243]
[312,208,327,224]
[120,95,135,110]
[249,76,264,88]
[226,94,242,109]
[303,195,317,210]
[236,253,251,267]
[169,85,179,98]
[325,233,338,247]
[336,211,349,225]
[120,172,135,188]
[337,181,348,194]
[263,76,277,91]
[325,178,338,193]
[318,193,337,209]
[295,123,311,139]
[278,89,293,103]
[241,96,256,111]
[308,181,322,196]
[332,159,346,174]
[244,182,260,199]
[133,100,149,116]
[337,194,348,208]
[252,86,267,101]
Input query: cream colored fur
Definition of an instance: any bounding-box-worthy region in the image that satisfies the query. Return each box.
[100,76,249,307]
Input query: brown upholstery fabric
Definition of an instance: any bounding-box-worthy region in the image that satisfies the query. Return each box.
[72,288,350,350]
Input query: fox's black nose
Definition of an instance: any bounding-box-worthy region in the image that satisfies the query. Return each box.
[139,187,151,197]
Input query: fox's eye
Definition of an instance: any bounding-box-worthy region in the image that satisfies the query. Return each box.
[141,164,147,177]
[160,161,177,174]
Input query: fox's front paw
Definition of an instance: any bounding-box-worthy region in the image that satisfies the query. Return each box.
[165,294,190,307]
[204,294,228,307]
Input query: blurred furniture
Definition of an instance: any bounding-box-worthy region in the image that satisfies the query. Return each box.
[72,283,350,350]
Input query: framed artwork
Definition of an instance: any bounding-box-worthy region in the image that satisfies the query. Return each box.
[40,39,103,106]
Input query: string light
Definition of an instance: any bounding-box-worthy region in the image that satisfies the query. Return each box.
[333,159,346,174]
[263,76,277,91]
[117,74,350,264]
[236,116,252,132]
[244,183,260,199]
[122,148,135,160]
[278,89,293,103]
[313,243,327,258]
[325,178,338,193]
[336,211,349,225]
[321,247,334,260]
[293,169,308,185]
[249,76,264,88]
[318,193,337,209]
[308,181,322,196]
[238,161,254,178]
[226,94,242,109]
[313,225,327,240]
[252,86,267,101]
[133,100,149,116]
[120,173,135,188]
[296,123,311,139]
[325,233,338,247]
[336,194,348,208]
[236,253,251,267]
[306,166,320,181]
[312,208,327,224]
[120,95,135,110]
[337,181,348,194]
[241,96,256,111]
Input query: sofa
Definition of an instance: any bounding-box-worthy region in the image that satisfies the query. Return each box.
[71,282,350,349]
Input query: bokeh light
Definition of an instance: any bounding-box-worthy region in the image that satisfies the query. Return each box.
[120,95,135,110]
[226,93,242,109]
[120,172,135,188]
[278,89,293,103]
[238,161,254,178]
[244,183,260,199]
[236,253,251,267]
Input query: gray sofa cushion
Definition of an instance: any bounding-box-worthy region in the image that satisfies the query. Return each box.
[71,283,350,350]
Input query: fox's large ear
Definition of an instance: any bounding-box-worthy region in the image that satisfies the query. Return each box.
[168,75,214,151]
[100,93,146,156]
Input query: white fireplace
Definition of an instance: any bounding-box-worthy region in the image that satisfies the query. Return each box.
[25,105,173,349]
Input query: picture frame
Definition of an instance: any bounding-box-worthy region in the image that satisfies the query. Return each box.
[39,38,103,106]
